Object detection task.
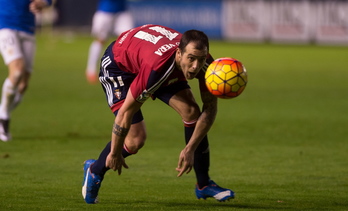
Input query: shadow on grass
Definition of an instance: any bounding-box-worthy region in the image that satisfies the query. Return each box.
[95,198,294,210]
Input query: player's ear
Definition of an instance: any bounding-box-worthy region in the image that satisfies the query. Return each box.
[176,48,182,59]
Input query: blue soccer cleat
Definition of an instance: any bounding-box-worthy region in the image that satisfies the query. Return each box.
[82,159,103,204]
[195,180,235,202]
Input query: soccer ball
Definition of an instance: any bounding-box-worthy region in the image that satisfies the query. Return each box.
[205,57,247,99]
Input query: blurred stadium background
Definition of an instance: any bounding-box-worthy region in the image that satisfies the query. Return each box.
[42,0,348,45]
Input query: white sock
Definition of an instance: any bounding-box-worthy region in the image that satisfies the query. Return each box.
[0,78,17,120]
[86,40,103,74]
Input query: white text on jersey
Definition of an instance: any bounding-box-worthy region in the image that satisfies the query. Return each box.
[154,43,177,56]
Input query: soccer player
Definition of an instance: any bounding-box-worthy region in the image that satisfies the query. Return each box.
[0,0,52,142]
[85,0,134,84]
[82,24,235,204]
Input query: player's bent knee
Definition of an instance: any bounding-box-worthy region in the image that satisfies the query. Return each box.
[182,106,200,122]
[132,136,146,149]
[125,134,146,153]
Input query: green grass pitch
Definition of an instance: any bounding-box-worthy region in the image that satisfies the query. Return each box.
[0,30,347,210]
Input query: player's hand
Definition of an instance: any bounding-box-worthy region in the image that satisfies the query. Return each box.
[29,0,48,14]
[106,152,129,175]
[176,148,194,177]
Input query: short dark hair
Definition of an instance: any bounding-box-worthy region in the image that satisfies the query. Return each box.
[179,29,209,53]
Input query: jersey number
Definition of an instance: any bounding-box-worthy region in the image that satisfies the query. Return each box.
[133,26,179,44]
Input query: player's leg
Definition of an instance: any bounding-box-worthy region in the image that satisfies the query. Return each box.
[86,11,114,84]
[154,81,234,201]
[168,88,211,187]
[170,89,234,201]
[83,42,147,203]
[0,59,25,112]
[153,81,210,188]
[0,29,33,141]
[83,113,146,204]
[0,59,25,141]
[9,71,30,111]
[114,11,134,36]
[90,112,146,177]
[10,31,35,110]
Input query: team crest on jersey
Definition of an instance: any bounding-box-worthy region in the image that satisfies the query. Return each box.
[114,89,122,99]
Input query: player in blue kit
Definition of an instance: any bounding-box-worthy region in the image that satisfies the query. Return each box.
[0,0,52,142]
[82,24,235,204]
[85,0,134,84]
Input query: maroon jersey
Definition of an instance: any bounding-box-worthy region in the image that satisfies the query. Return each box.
[112,24,184,103]
[100,24,213,113]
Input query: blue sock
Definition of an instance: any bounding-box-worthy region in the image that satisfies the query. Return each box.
[91,141,132,176]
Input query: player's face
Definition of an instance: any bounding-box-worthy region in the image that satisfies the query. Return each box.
[176,42,208,80]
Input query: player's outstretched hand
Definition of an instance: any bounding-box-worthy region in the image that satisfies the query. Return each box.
[176,148,194,177]
[29,0,49,14]
[106,153,129,175]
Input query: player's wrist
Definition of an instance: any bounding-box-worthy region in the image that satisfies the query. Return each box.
[183,144,196,153]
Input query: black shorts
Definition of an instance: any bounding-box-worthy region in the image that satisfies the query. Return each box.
[153,80,190,105]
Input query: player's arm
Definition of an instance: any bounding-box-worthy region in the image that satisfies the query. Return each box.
[188,69,218,146]
[106,89,142,175]
[198,57,218,128]
[198,77,218,127]
[189,57,218,146]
